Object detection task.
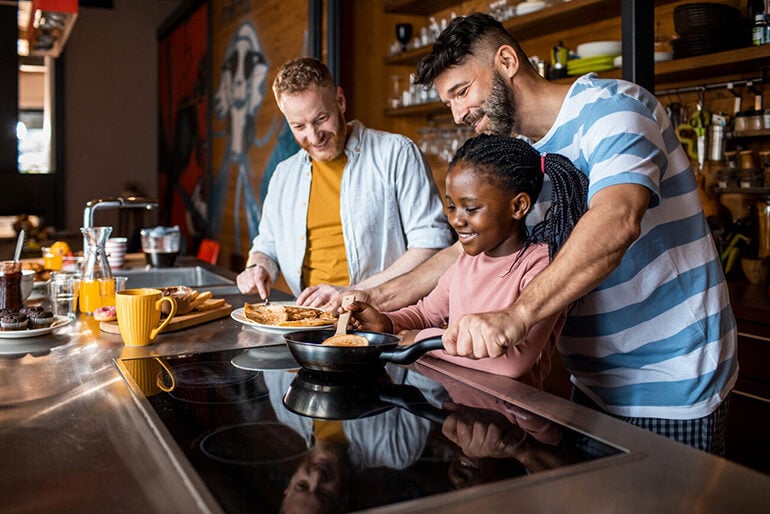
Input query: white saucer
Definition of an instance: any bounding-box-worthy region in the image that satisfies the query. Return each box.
[231,346,300,371]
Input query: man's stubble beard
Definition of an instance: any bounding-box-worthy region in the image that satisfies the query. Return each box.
[483,71,517,136]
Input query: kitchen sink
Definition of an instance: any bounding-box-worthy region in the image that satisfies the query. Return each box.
[115,266,235,288]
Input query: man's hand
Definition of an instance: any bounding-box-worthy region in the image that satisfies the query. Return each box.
[326,289,374,312]
[296,284,349,308]
[236,265,273,298]
[443,309,529,359]
[442,403,527,459]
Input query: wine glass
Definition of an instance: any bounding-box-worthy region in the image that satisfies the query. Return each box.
[395,23,413,52]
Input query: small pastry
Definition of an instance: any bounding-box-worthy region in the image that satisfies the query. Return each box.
[28,310,54,329]
[1,312,28,331]
[93,306,117,322]
[20,305,44,317]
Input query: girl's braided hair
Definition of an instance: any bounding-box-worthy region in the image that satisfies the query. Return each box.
[449,134,589,260]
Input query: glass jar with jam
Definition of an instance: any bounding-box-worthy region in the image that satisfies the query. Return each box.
[0,261,23,312]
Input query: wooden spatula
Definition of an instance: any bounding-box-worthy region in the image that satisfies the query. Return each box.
[321,294,369,346]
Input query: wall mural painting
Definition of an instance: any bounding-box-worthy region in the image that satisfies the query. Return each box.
[158,2,210,256]
[210,0,302,269]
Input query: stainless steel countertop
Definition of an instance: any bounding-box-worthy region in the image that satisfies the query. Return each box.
[2,267,770,513]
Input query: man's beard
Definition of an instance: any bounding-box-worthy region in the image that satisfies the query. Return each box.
[483,71,517,136]
[302,110,348,162]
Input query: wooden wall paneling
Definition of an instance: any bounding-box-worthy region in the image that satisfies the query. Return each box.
[209,0,306,271]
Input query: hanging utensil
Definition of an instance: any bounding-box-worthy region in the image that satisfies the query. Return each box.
[689,88,710,171]
[13,230,25,261]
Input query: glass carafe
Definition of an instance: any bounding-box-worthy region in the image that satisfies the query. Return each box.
[80,226,113,314]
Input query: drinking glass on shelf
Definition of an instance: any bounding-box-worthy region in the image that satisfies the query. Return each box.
[389,75,402,109]
[395,23,413,52]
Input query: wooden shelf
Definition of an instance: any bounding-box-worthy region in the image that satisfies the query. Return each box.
[732,128,770,139]
[385,0,624,65]
[385,46,428,66]
[384,101,444,117]
[384,0,458,15]
[716,187,770,196]
[655,46,770,89]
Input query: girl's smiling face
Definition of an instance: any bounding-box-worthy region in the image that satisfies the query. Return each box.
[445,162,530,258]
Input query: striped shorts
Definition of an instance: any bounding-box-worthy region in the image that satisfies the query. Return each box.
[571,387,730,456]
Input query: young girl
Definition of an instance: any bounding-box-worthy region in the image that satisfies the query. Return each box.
[347,134,589,388]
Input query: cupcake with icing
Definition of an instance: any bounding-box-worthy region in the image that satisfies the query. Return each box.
[20,305,44,317]
[1,312,28,331]
[28,309,54,329]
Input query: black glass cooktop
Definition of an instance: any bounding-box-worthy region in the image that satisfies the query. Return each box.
[116,346,624,513]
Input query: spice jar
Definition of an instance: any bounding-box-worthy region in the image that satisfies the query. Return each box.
[715,166,736,188]
[0,261,23,312]
[737,168,762,188]
[760,150,770,187]
[738,150,757,170]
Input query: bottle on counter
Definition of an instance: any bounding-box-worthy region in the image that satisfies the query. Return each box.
[0,261,23,312]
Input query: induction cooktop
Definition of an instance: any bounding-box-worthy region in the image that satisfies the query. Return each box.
[116,347,624,513]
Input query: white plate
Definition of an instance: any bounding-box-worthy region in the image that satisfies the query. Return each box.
[0,316,72,339]
[576,40,622,59]
[516,1,546,15]
[230,306,333,334]
[231,346,300,371]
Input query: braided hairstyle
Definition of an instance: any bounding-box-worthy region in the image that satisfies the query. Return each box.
[449,134,589,260]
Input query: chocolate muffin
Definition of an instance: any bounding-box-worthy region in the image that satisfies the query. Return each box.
[28,310,54,329]
[20,305,44,317]
[1,312,28,331]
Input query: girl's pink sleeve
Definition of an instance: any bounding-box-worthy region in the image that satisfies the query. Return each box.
[385,260,457,334]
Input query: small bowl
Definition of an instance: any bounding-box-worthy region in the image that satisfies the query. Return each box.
[22,269,35,300]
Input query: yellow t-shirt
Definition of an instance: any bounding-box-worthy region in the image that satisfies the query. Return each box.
[313,419,348,447]
[302,154,350,287]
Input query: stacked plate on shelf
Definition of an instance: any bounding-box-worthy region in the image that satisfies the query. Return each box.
[568,41,621,76]
[670,3,747,59]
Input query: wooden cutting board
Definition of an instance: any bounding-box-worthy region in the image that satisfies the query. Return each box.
[100,299,233,334]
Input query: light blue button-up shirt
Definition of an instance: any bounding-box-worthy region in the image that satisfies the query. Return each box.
[250,120,453,296]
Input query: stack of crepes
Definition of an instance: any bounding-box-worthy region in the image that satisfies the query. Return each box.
[160,286,225,316]
[243,302,335,327]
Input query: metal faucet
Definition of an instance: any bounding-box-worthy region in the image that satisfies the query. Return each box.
[82,196,159,249]
[83,196,159,230]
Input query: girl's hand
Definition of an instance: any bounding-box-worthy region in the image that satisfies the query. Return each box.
[396,329,420,346]
[345,301,393,333]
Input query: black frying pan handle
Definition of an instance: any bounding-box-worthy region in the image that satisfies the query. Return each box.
[379,387,450,424]
[379,336,444,365]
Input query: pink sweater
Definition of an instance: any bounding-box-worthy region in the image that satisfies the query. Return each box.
[386,244,565,388]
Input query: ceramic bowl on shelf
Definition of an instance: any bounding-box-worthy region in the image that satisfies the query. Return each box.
[516,0,547,16]
[576,40,622,59]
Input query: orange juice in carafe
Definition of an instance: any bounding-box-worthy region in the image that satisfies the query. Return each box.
[80,226,113,314]
[80,279,102,314]
[99,277,116,307]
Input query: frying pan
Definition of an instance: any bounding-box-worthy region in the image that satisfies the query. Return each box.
[282,330,444,374]
[283,368,449,424]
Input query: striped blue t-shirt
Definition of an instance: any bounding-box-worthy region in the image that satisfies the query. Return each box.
[530,74,737,420]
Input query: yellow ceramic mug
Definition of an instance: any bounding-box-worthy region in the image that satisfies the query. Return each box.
[116,288,177,346]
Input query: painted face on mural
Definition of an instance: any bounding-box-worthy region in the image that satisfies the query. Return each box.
[278,84,348,162]
[222,37,268,110]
